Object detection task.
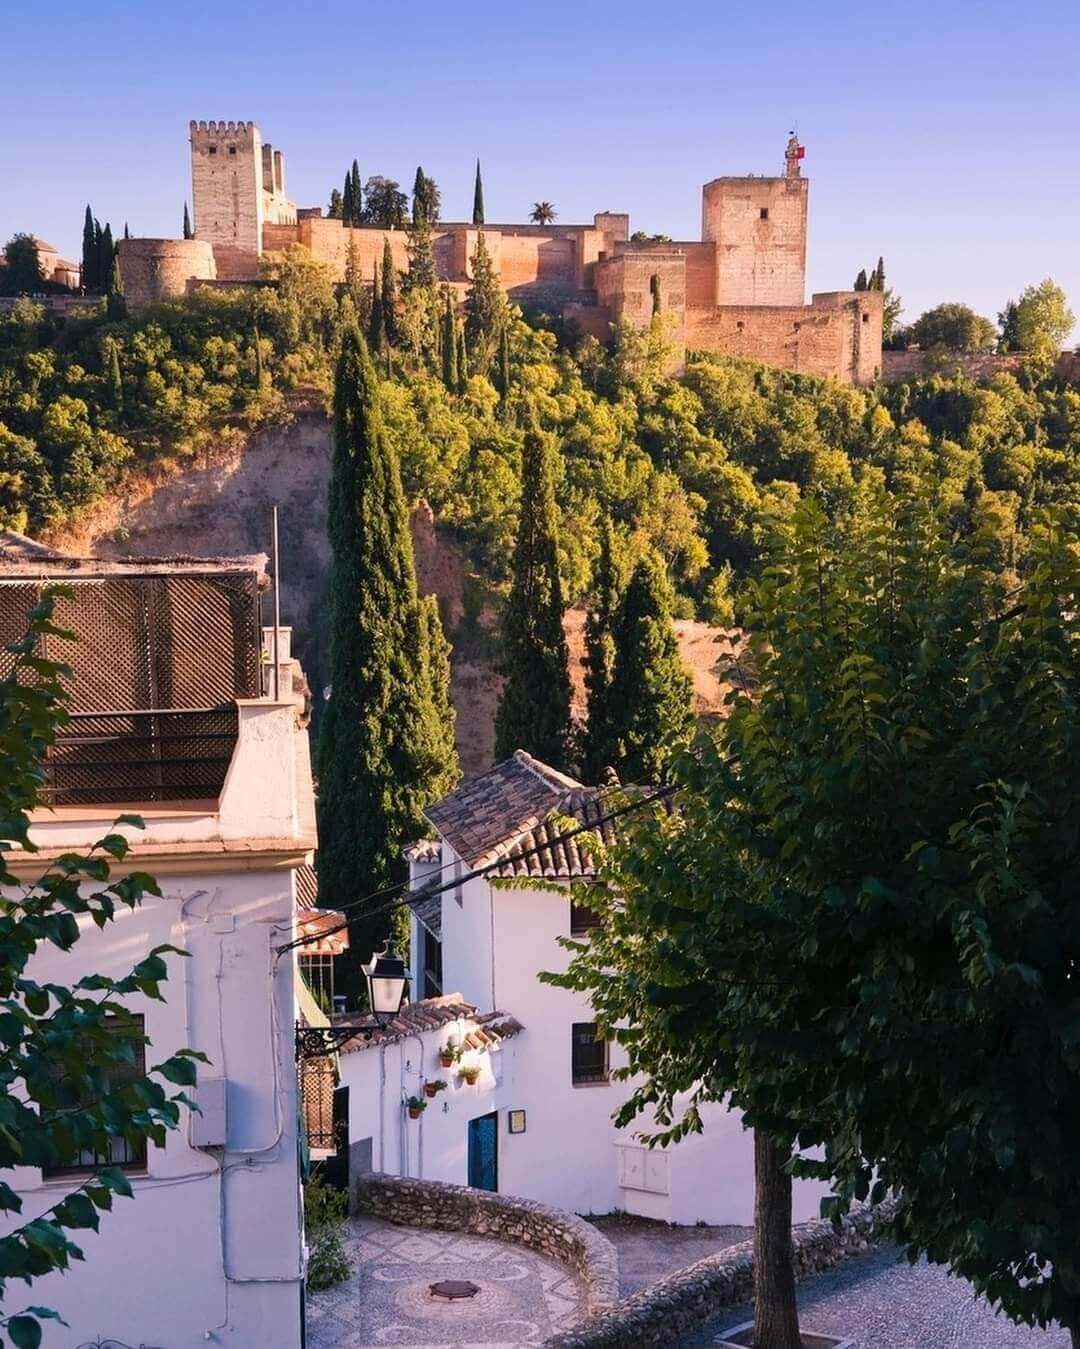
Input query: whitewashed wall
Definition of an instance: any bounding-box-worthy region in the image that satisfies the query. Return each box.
[400,842,831,1227]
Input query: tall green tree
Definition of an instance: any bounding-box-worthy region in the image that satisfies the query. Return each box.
[472,159,485,226]
[183,203,193,240]
[1012,278,1075,367]
[605,553,693,782]
[455,321,468,392]
[464,231,506,369]
[380,236,399,344]
[0,593,205,1347]
[411,167,440,227]
[81,206,97,290]
[493,420,572,767]
[105,336,124,415]
[363,177,407,229]
[327,188,343,220]
[316,323,445,975]
[368,258,384,352]
[105,255,126,321]
[1,235,44,296]
[405,212,436,293]
[581,518,622,783]
[650,273,662,316]
[349,160,362,225]
[342,170,356,227]
[410,592,460,803]
[854,268,868,291]
[97,224,114,296]
[549,492,1080,1348]
[441,291,458,392]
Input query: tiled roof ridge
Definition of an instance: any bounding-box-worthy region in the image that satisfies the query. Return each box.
[337,993,523,1054]
[512,749,584,794]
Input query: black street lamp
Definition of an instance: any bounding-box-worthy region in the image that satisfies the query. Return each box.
[362,945,409,1026]
[295,945,409,1060]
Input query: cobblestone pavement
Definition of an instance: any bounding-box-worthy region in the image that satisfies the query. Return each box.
[677,1247,1072,1348]
[306,1215,587,1347]
[587,1215,752,1296]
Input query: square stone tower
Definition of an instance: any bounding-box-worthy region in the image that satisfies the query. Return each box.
[701,140,809,307]
[189,121,265,276]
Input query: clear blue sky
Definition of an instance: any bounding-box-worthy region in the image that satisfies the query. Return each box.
[4,0,1078,336]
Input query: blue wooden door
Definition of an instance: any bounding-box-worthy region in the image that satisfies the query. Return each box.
[467,1112,498,1191]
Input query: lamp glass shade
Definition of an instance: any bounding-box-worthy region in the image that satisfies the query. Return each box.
[362,946,408,1024]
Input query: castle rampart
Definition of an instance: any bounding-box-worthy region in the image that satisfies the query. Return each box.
[127,122,880,385]
[118,237,216,309]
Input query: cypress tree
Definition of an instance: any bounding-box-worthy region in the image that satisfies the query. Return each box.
[456,321,468,392]
[253,322,265,389]
[328,187,343,220]
[380,236,399,344]
[472,159,485,226]
[441,292,458,392]
[368,258,384,351]
[97,223,114,294]
[872,256,886,291]
[316,322,443,979]
[493,420,572,767]
[410,593,460,803]
[105,254,126,321]
[412,166,427,228]
[854,268,868,292]
[606,554,694,783]
[350,160,362,225]
[342,170,355,227]
[464,230,506,369]
[81,206,96,291]
[123,222,130,241]
[650,273,662,316]
[581,518,622,782]
[496,324,511,401]
[183,203,193,239]
[105,337,124,418]
[405,212,436,292]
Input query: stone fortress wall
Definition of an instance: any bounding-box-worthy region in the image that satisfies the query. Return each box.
[118,123,881,385]
[116,237,216,309]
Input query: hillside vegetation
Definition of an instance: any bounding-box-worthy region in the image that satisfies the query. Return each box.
[3,248,1080,624]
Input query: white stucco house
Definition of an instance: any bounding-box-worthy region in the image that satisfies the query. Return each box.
[0,546,327,1348]
[337,750,829,1227]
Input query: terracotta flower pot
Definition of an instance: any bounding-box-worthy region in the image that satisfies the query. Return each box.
[460,1068,480,1085]
[408,1104,424,1120]
[424,1082,439,1099]
[439,1052,454,1068]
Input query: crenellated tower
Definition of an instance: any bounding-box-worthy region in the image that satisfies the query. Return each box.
[189,120,295,279]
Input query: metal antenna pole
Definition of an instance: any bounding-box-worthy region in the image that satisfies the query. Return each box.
[272,505,281,702]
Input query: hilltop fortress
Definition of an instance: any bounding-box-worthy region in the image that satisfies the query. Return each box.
[118,122,882,385]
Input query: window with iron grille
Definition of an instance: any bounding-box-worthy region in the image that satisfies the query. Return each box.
[43,1015,148,1177]
[422,928,443,999]
[571,1022,609,1086]
[570,900,601,937]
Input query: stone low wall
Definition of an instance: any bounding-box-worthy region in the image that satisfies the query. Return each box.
[352,1172,620,1318]
[882,350,1080,383]
[545,1200,898,1349]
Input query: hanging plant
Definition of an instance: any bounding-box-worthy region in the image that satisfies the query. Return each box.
[424,1079,448,1099]
[406,1095,427,1120]
[458,1063,481,1086]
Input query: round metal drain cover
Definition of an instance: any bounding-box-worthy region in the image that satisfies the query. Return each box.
[429,1279,481,1301]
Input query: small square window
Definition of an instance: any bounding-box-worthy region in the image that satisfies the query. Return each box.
[759,207,769,220]
[208,145,217,156]
[228,145,237,156]
[794,321,801,332]
[572,1023,610,1086]
[862,312,870,324]
[736,320,744,331]
[570,900,601,937]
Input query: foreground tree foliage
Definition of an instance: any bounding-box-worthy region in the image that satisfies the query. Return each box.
[0,595,202,1347]
[548,490,1080,1347]
[316,323,458,984]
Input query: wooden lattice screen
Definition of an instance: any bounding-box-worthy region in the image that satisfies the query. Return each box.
[0,572,261,804]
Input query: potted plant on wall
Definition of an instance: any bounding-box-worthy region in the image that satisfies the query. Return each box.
[424,1079,448,1100]
[406,1095,427,1120]
[439,1036,460,1069]
[458,1063,481,1086]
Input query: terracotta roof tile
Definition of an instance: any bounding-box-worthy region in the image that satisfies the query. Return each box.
[336,994,523,1055]
[426,750,584,868]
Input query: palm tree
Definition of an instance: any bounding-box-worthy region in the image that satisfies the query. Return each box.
[529,201,557,226]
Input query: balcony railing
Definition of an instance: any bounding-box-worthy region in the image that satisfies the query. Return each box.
[42,704,239,806]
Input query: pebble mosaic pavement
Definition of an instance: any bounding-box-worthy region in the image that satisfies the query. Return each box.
[306,1216,587,1348]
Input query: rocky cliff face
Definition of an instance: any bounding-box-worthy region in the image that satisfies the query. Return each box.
[47,411,736,781]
